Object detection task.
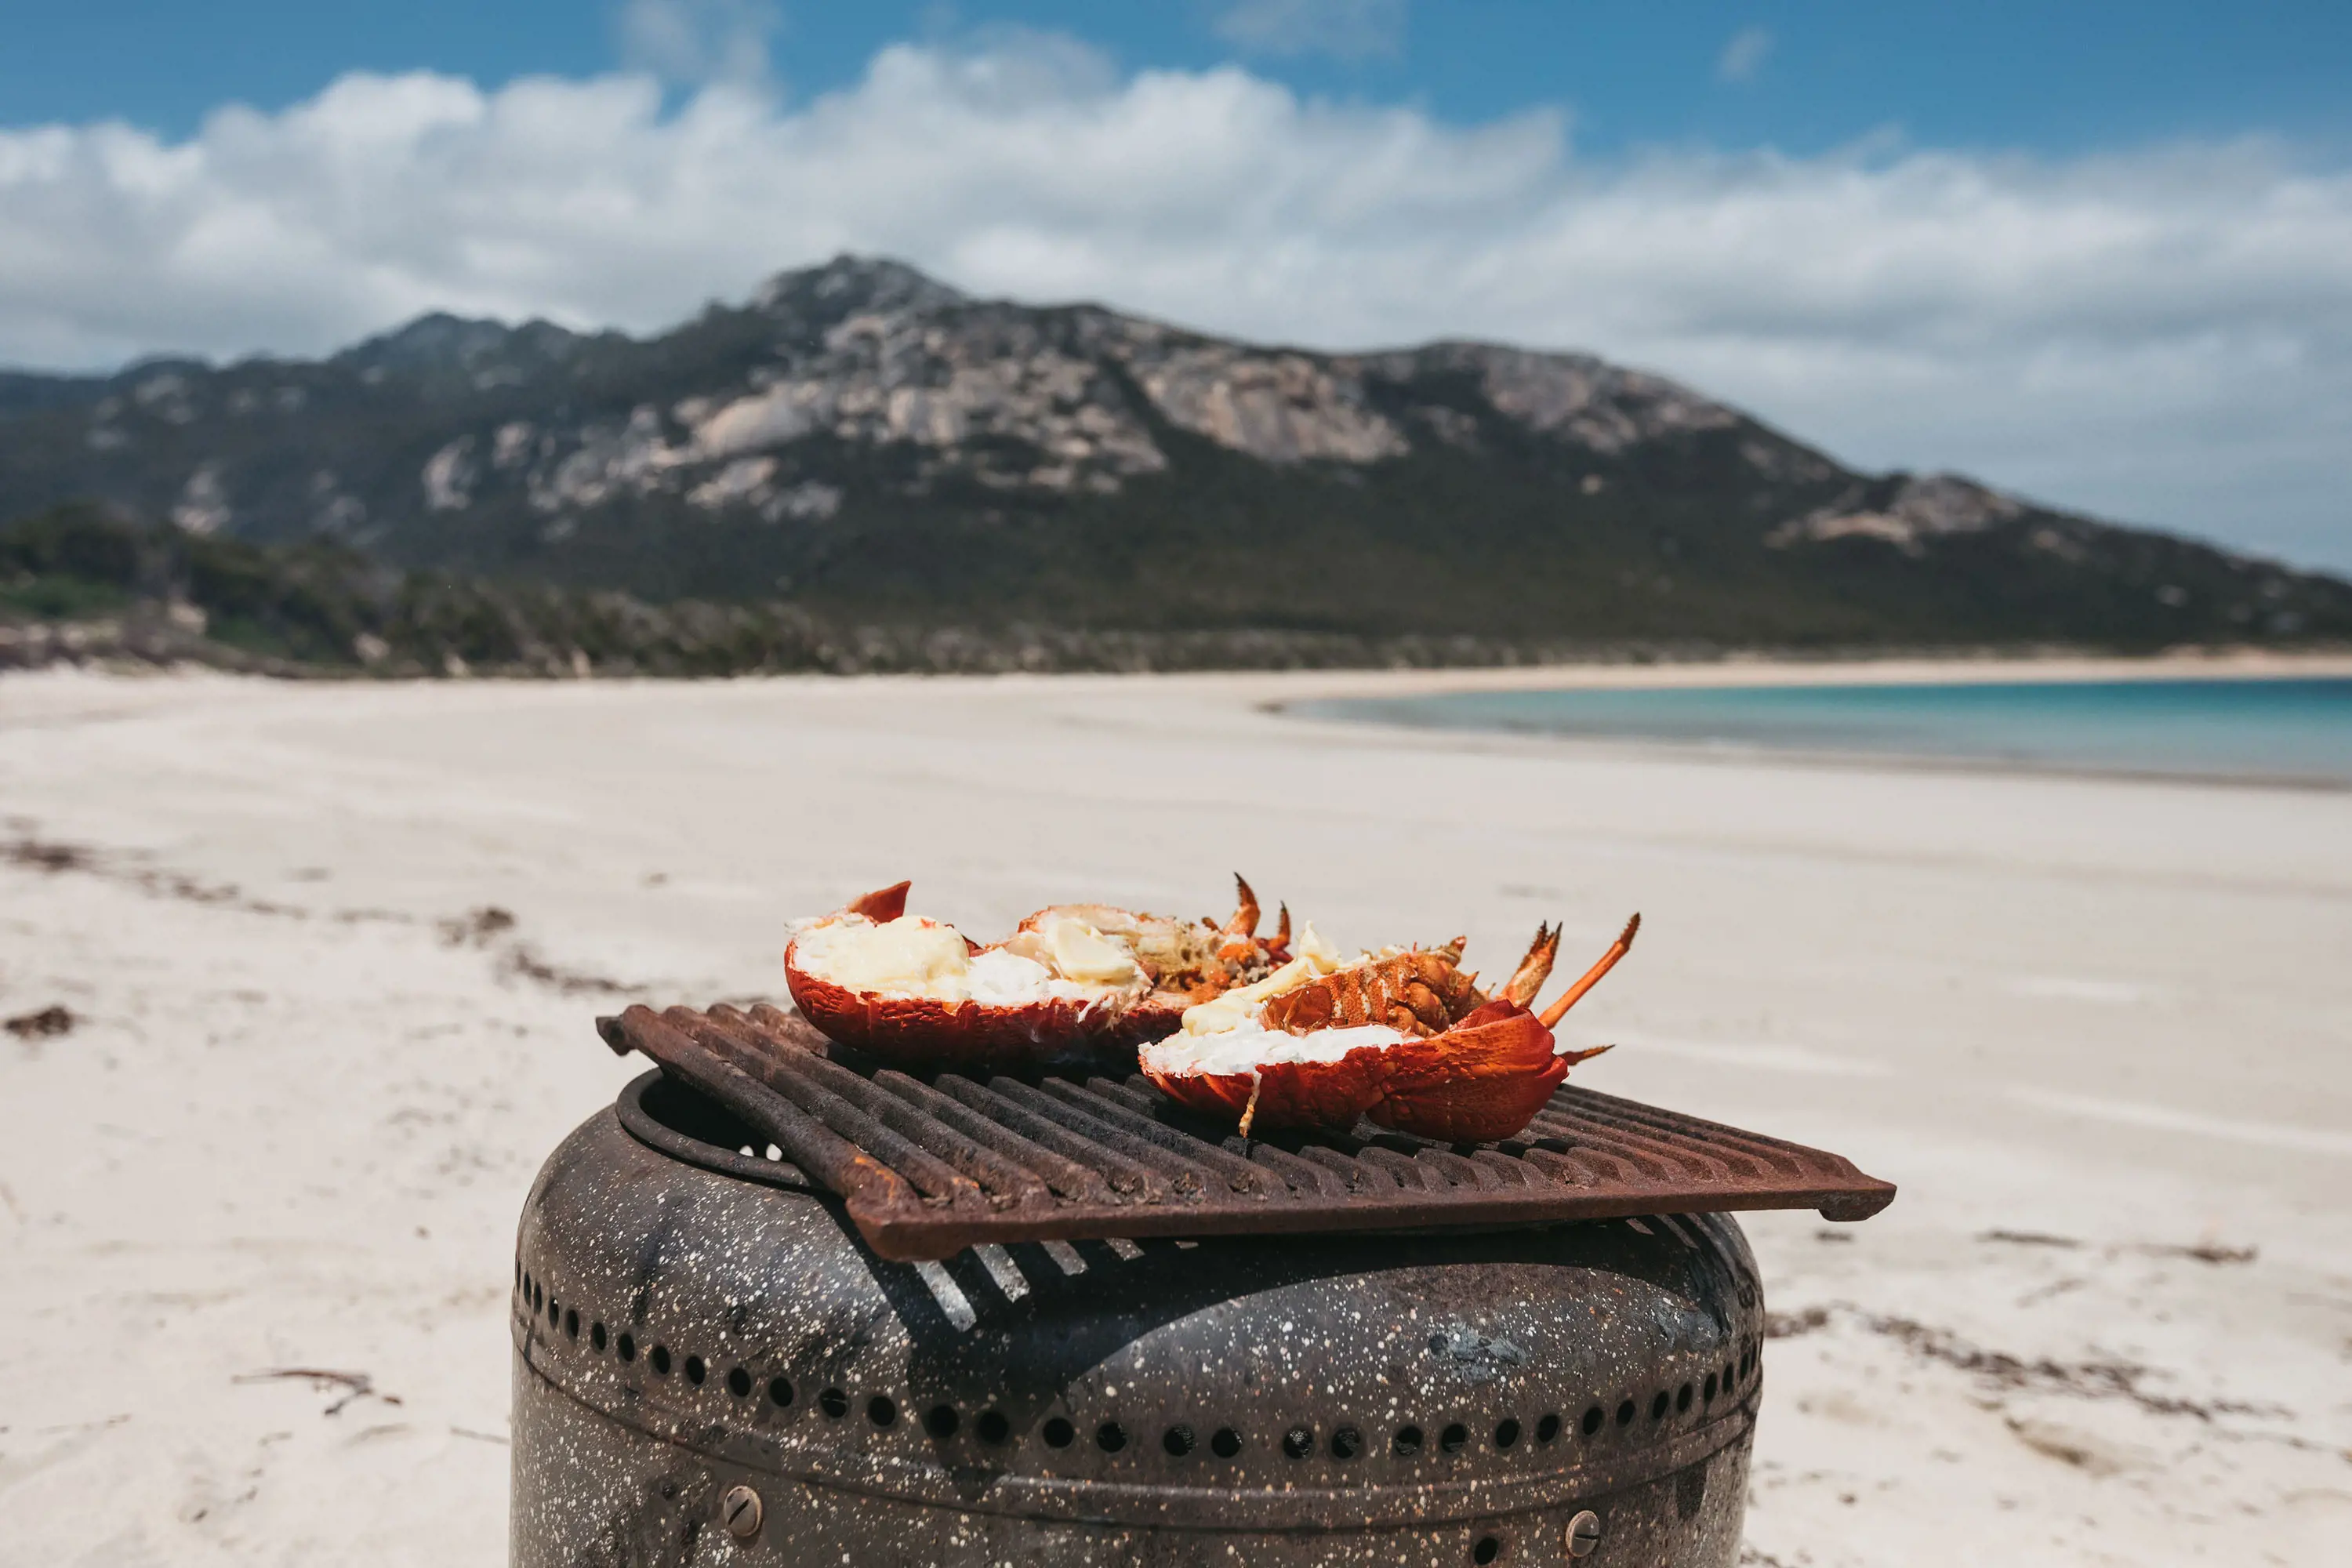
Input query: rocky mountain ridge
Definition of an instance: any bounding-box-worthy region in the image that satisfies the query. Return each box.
[2,256,2347,651]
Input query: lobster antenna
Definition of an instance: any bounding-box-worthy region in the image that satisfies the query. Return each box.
[1538,914,1640,1029]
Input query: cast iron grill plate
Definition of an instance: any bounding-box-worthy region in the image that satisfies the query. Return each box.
[598,1003,1895,1262]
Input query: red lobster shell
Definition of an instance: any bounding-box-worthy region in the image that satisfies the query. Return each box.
[1141,916,1636,1143]
[783,879,1282,1071]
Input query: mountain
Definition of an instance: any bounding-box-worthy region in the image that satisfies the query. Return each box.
[2,255,2348,655]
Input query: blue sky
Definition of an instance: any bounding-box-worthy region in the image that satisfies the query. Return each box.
[3,2,2350,568]
[13,3,2352,156]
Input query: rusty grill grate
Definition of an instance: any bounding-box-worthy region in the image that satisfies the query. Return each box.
[598,1004,1895,1262]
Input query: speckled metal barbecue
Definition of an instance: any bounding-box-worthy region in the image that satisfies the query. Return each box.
[508,1001,1892,1566]
[593,1002,1894,1262]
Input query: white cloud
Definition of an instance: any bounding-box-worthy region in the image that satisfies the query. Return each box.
[1717,25,1773,84]
[1,37,2349,568]
[1213,0,1407,62]
[616,0,779,88]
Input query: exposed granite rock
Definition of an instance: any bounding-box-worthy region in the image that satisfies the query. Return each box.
[1124,342,1407,463]
[1769,474,2027,554]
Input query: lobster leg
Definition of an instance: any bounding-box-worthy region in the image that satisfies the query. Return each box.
[1222,874,1261,938]
[1266,902,1292,958]
[1537,914,1640,1029]
[1499,922,1562,1007]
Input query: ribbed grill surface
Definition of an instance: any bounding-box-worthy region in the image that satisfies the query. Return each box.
[598,1003,1893,1261]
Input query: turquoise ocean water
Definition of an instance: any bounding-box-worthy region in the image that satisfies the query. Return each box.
[1294,677,2352,786]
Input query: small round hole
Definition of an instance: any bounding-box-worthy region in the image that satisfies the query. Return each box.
[616,1334,636,1363]
[1581,1405,1604,1436]
[563,1308,579,1339]
[977,1410,1011,1445]
[868,1396,898,1428]
[1330,1427,1363,1460]
[1393,1425,1424,1457]
[684,1356,706,1386]
[819,1388,848,1419]
[1677,1382,1693,1414]
[1096,1421,1127,1453]
[547,1298,560,1327]
[926,1404,959,1439]
[768,1377,793,1406]
[1162,1425,1195,1457]
[1704,1373,1718,1403]
[1494,1417,1520,1450]
[1614,1400,1635,1428]
[1281,1427,1313,1460]
[1041,1417,1075,1448]
[650,1345,671,1376]
[1210,1427,1241,1458]
[1650,1392,1669,1421]
[590,1323,606,1352]
[1440,1423,1468,1455]
[727,1367,752,1399]
[1536,1413,1561,1443]
[1472,1535,1501,1564]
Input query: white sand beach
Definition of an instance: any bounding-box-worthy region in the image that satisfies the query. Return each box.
[2,666,2348,1566]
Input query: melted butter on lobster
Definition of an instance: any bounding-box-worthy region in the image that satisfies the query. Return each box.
[783,877,1292,1069]
[1140,915,1639,1142]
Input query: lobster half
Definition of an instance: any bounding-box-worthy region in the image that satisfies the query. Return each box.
[782,877,1294,1071]
[1138,915,1639,1142]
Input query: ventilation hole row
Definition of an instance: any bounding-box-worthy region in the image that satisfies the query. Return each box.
[514,1261,1761,1464]
[518,1265,800,1409]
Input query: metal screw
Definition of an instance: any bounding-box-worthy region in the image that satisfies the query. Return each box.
[720,1484,764,1541]
[1566,1509,1602,1559]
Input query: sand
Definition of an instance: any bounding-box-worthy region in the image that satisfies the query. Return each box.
[1,665,2347,1566]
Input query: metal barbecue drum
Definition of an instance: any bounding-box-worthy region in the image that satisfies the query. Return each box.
[512,1073,1769,1566]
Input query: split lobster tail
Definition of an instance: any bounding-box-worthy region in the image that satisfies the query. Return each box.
[783,878,1301,1073]
[1144,913,1645,1146]
[783,880,1181,1071]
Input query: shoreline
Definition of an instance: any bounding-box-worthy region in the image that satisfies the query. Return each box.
[1281,723,2352,795]
[1240,646,2352,703]
[5,644,2352,704]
